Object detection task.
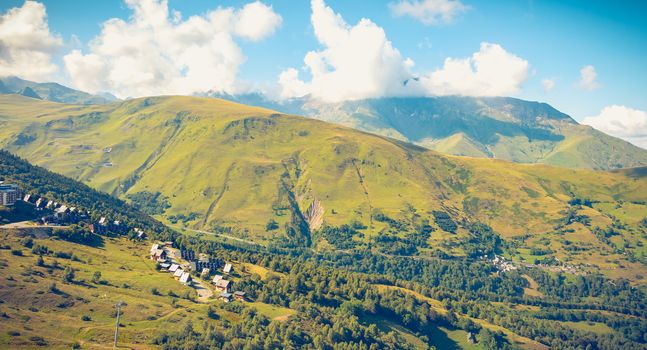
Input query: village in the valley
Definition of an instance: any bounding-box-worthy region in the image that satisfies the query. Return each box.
[149,242,246,303]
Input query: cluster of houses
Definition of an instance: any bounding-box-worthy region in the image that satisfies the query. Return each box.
[90,217,129,235]
[22,193,89,225]
[490,255,517,272]
[151,244,246,303]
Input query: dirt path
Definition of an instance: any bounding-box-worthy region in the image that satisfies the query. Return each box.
[170,225,258,246]
[193,280,214,302]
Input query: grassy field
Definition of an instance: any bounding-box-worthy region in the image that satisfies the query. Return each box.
[0,228,298,349]
[0,94,646,281]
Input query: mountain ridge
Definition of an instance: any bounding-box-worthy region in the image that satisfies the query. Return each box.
[207,92,647,170]
[0,76,118,105]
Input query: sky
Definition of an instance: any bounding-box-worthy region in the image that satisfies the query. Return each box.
[1,0,646,148]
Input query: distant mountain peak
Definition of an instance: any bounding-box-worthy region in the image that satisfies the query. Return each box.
[204,92,647,170]
[18,86,41,99]
[0,76,118,105]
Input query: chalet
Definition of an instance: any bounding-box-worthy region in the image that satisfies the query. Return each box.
[218,292,232,303]
[169,264,180,272]
[54,205,70,221]
[233,291,246,301]
[201,268,210,277]
[212,274,223,284]
[151,249,167,261]
[173,269,184,278]
[214,279,232,293]
[35,198,46,209]
[159,263,171,269]
[179,272,192,285]
[45,200,54,209]
[150,243,159,253]
[23,194,32,203]
[223,263,233,274]
[135,228,146,239]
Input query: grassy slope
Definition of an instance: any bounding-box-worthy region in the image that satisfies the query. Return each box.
[1,95,646,279]
[0,230,303,349]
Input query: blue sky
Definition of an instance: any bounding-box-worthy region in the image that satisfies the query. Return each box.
[1,0,646,135]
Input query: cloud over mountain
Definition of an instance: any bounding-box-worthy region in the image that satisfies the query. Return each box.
[278,0,414,102]
[0,1,62,80]
[582,105,647,149]
[63,0,281,98]
[279,0,529,102]
[419,42,530,96]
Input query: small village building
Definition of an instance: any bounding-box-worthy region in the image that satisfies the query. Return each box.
[151,249,167,261]
[233,291,246,301]
[35,198,46,209]
[169,264,180,272]
[223,263,233,274]
[173,269,184,278]
[212,275,223,284]
[159,263,171,269]
[214,279,232,293]
[23,194,32,203]
[218,292,233,303]
[45,200,54,209]
[150,244,159,253]
[201,268,210,277]
[179,272,192,285]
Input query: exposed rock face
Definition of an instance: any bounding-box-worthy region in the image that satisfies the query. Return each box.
[305,197,324,230]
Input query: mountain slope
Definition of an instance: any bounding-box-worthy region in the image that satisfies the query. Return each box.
[218,95,647,170]
[0,76,117,105]
[0,94,646,280]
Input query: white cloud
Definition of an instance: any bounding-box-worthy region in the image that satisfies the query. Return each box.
[279,1,529,101]
[0,1,62,80]
[389,0,469,25]
[234,1,283,41]
[542,78,555,92]
[278,0,415,102]
[578,64,600,90]
[582,105,647,149]
[419,42,530,96]
[63,0,282,98]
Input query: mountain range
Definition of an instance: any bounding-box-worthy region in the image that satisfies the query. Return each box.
[0,93,645,283]
[0,76,118,105]
[208,92,647,170]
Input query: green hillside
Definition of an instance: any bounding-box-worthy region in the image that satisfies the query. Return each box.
[0,94,646,282]
[0,130,646,350]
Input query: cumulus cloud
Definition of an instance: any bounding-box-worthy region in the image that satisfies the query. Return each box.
[582,105,647,149]
[419,42,530,96]
[279,1,529,101]
[389,0,469,25]
[578,64,600,90]
[278,0,415,102]
[63,0,281,98]
[542,78,555,92]
[0,1,62,80]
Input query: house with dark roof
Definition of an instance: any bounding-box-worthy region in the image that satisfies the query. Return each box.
[218,292,232,303]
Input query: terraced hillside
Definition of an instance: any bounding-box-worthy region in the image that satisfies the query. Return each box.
[0,95,646,281]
